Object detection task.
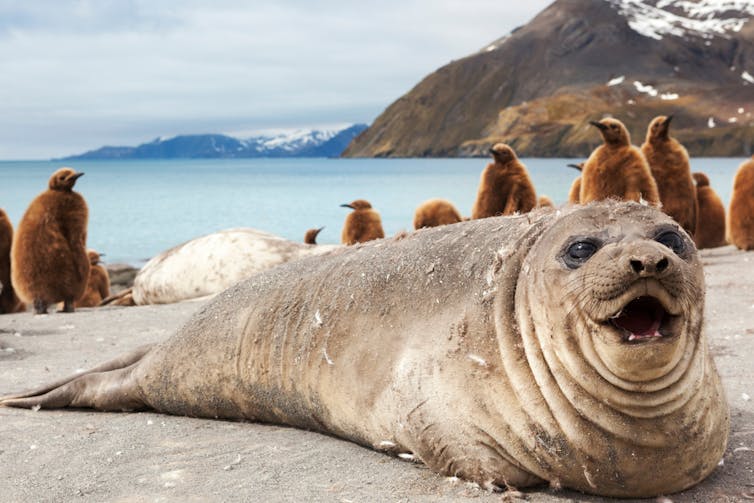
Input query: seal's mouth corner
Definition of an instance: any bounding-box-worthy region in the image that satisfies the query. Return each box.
[608,296,678,343]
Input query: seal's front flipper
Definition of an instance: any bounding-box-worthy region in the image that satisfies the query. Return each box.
[0,344,153,411]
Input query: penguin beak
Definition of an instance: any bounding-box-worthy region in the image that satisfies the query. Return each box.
[340,203,354,209]
[70,172,85,181]
[567,163,583,171]
[589,121,608,131]
[662,115,674,133]
[488,148,496,155]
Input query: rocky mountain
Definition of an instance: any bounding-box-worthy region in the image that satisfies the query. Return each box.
[62,124,368,160]
[343,0,754,158]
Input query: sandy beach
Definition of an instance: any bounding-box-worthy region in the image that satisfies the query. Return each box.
[0,246,752,502]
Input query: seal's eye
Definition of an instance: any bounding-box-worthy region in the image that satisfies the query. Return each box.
[563,240,599,269]
[656,231,685,255]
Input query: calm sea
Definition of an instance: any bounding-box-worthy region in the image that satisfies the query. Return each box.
[0,157,745,265]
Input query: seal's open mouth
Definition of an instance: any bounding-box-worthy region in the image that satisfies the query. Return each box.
[609,296,675,343]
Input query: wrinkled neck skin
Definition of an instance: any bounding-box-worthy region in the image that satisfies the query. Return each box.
[488,217,728,497]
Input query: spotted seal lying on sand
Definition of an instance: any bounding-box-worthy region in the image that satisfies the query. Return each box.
[129,228,338,304]
[1,202,728,497]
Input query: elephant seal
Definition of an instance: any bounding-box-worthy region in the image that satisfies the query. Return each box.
[131,228,339,305]
[11,168,89,314]
[1,202,728,498]
[471,143,536,219]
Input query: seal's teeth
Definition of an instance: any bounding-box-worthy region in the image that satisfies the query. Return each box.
[626,330,664,342]
[610,310,623,319]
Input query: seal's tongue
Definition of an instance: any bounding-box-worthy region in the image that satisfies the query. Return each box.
[611,297,665,341]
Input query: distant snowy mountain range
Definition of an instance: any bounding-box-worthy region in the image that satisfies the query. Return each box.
[61,124,368,160]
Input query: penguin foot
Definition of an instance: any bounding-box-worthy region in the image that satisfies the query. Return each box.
[33,299,48,315]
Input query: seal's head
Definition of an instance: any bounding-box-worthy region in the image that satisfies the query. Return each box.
[589,118,631,147]
[49,167,84,192]
[526,202,703,384]
[646,115,673,143]
[488,143,517,163]
[509,202,726,496]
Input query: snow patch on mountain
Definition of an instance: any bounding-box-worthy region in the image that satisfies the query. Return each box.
[634,80,659,96]
[479,34,510,53]
[607,75,626,86]
[242,129,339,153]
[613,77,681,99]
[608,0,754,40]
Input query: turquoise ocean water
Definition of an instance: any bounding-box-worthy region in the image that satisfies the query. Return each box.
[0,157,745,265]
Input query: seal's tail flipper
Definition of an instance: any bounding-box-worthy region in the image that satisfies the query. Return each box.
[0,344,154,411]
[100,287,135,306]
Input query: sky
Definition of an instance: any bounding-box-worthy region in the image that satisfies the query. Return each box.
[0,0,553,160]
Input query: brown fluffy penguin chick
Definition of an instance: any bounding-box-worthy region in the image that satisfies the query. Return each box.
[580,118,660,206]
[471,143,537,219]
[567,163,583,204]
[692,172,727,249]
[75,250,110,308]
[340,199,385,245]
[537,195,554,208]
[727,156,754,250]
[11,168,90,314]
[641,115,697,235]
[0,209,25,314]
[413,198,462,229]
[304,227,324,245]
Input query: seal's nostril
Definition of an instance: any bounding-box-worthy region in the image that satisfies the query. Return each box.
[656,257,669,273]
[630,259,644,273]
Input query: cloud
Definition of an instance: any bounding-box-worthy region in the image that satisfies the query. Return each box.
[0,0,552,159]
